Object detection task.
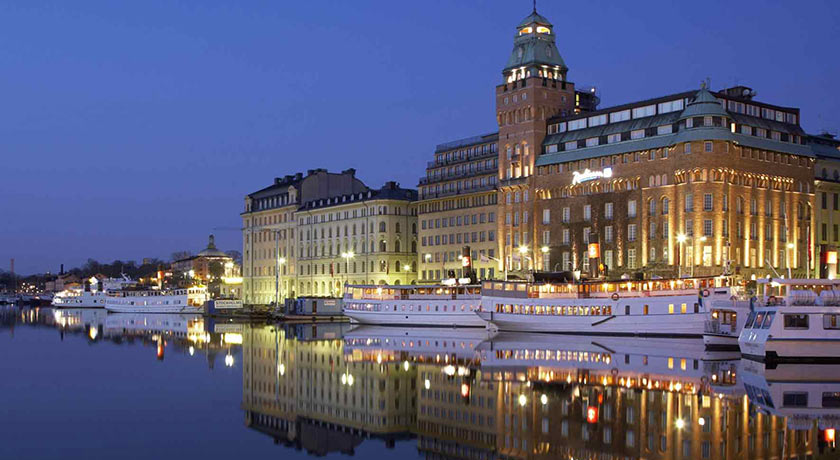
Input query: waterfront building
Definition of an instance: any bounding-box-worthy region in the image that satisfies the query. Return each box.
[533,86,816,280]
[811,133,840,278]
[242,168,417,306]
[413,6,840,281]
[417,134,500,282]
[171,234,240,281]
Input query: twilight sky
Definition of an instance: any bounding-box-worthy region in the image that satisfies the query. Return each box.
[1,0,838,275]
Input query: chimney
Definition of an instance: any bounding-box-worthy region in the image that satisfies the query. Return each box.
[60,264,64,275]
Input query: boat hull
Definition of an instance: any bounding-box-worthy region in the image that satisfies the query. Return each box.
[343,310,485,327]
[702,332,739,350]
[476,310,706,337]
[105,304,204,314]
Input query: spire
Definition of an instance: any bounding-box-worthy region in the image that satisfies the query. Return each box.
[533,0,537,14]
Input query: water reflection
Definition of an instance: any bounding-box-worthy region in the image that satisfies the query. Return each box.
[3,305,840,458]
[6,305,242,368]
[245,323,840,459]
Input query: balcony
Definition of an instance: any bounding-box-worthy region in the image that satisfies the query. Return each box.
[499,176,528,188]
[426,149,497,169]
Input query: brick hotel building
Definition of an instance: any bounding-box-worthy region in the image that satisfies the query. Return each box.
[418,8,839,280]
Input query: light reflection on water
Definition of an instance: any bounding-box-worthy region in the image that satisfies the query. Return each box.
[2,304,840,459]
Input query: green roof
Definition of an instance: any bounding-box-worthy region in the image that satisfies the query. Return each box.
[679,88,728,120]
[517,11,552,28]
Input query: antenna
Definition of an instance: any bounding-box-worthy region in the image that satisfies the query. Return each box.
[533,0,537,13]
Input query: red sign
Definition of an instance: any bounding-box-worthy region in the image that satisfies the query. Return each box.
[586,406,599,424]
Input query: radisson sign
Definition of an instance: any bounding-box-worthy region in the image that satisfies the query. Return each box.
[571,167,613,184]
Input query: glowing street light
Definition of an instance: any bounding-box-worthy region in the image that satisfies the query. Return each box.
[675,418,685,430]
[540,246,549,253]
[518,394,527,406]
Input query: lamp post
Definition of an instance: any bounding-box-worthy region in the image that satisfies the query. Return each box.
[341,251,354,296]
[786,242,795,279]
[677,234,707,278]
[676,234,687,278]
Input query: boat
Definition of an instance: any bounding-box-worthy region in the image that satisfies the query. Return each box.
[342,283,484,327]
[104,285,208,314]
[476,276,739,337]
[52,276,135,308]
[702,285,753,349]
[738,278,840,362]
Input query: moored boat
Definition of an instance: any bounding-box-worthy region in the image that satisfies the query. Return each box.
[738,278,840,362]
[476,276,738,337]
[105,286,208,314]
[52,276,135,308]
[342,283,484,327]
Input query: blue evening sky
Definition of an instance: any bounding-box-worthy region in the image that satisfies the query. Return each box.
[1,0,838,274]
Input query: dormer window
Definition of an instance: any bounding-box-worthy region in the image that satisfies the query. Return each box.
[536,26,551,34]
[518,26,533,35]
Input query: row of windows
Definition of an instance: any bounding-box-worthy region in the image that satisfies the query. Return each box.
[420,175,497,198]
[422,212,495,229]
[433,143,496,166]
[422,248,495,265]
[421,231,495,247]
[547,99,686,135]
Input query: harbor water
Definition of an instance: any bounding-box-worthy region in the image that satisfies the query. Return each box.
[1,304,838,459]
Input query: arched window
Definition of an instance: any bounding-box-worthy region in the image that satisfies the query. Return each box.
[649,176,655,187]
[379,240,387,252]
[395,222,401,233]
[648,199,656,216]
[379,260,387,272]
[395,261,401,272]
[379,222,386,232]
[661,197,669,215]
[411,223,417,234]
[411,240,417,252]
[394,240,401,252]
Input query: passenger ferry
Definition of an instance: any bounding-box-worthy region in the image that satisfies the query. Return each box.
[52,276,135,308]
[342,283,484,327]
[476,276,738,337]
[739,278,840,362]
[104,286,208,314]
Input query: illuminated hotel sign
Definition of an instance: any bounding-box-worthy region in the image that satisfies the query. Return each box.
[572,167,613,184]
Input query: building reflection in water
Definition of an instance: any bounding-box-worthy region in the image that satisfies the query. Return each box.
[242,323,840,459]
[6,305,241,368]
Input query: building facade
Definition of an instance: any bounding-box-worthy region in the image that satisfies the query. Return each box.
[242,169,417,306]
[532,87,816,280]
[436,7,828,281]
[812,133,840,278]
[417,134,500,282]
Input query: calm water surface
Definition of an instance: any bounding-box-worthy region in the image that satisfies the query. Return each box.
[1,305,838,459]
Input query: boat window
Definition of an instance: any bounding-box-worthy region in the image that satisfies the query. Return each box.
[783,314,809,329]
[744,312,756,328]
[625,305,630,315]
[643,305,649,315]
[824,314,840,330]
[823,392,840,408]
[761,312,775,329]
[752,313,765,329]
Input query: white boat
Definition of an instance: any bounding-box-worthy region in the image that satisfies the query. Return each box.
[739,278,840,362]
[476,276,738,337]
[342,283,485,327]
[702,286,753,349]
[52,276,135,308]
[105,286,208,314]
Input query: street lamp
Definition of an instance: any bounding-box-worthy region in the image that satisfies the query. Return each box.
[341,251,354,295]
[676,234,687,278]
[275,256,286,311]
[786,242,795,278]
